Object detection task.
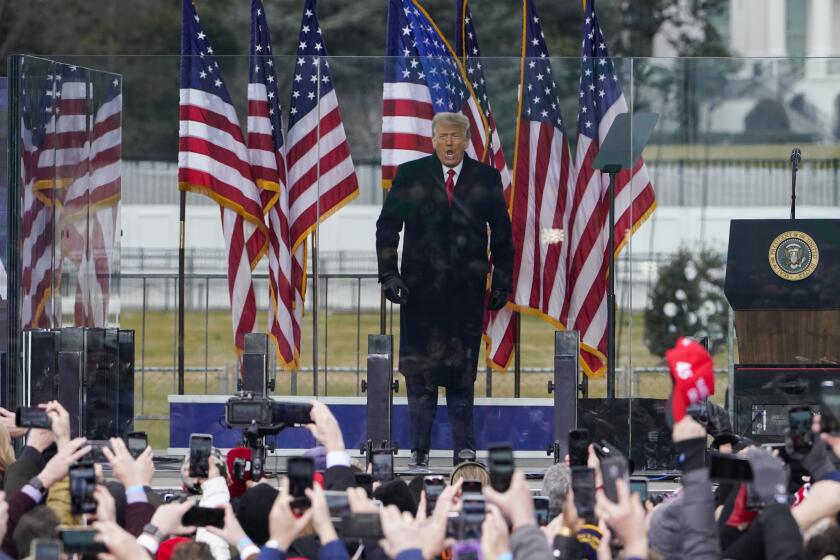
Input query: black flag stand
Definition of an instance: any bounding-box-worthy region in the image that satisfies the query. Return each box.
[592,112,658,398]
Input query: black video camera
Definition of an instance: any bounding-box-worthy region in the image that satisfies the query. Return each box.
[224,394,313,433]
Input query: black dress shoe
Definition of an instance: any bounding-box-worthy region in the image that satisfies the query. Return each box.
[409,450,429,468]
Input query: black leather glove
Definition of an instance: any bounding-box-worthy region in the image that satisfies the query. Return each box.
[487,289,509,311]
[381,274,410,305]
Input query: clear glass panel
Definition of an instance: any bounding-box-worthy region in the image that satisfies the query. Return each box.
[9,51,840,446]
[0,75,8,352]
[16,56,122,330]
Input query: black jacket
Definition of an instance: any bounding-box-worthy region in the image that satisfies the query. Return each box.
[376,154,513,388]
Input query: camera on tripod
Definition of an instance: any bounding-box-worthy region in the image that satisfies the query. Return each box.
[224,394,313,433]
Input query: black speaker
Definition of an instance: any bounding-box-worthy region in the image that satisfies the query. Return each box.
[242,333,273,395]
[57,351,83,438]
[55,327,134,440]
[83,328,118,440]
[22,329,59,405]
[548,331,579,460]
[117,330,135,437]
[363,335,396,450]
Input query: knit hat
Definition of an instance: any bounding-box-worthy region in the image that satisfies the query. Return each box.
[648,494,685,559]
[235,483,279,545]
[373,479,416,514]
[575,523,603,560]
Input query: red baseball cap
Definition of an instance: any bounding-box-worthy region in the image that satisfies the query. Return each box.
[665,337,714,422]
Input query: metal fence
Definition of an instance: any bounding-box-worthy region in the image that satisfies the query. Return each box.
[121,270,735,401]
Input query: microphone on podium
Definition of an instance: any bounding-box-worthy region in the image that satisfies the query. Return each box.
[790,147,801,219]
[790,147,802,171]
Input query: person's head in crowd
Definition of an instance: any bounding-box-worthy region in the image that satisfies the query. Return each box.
[374,479,416,514]
[647,493,684,559]
[450,461,489,487]
[12,506,60,559]
[169,539,214,560]
[235,482,279,545]
[806,525,840,560]
[541,461,571,518]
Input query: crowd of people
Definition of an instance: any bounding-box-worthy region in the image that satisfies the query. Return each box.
[0,398,839,559]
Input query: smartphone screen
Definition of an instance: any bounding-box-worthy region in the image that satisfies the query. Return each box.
[821,381,840,434]
[182,506,225,528]
[59,529,107,554]
[288,457,314,499]
[709,453,754,482]
[600,455,629,504]
[568,429,590,467]
[789,406,814,453]
[30,539,62,560]
[127,432,148,458]
[629,479,648,502]
[571,466,595,518]
[188,434,213,478]
[488,444,514,492]
[461,479,482,494]
[371,450,394,483]
[424,476,446,517]
[341,513,384,539]
[69,463,96,515]
[533,496,550,526]
[15,407,52,429]
[460,497,486,540]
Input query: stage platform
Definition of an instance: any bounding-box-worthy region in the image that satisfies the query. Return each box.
[143,455,680,493]
[168,395,560,458]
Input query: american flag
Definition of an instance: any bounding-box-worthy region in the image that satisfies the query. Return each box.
[179,0,267,351]
[509,0,576,358]
[381,0,489,188]
[286,0,359,258]
[62,73,122,327]
[454,0,516,370]
[563,0,656,376]
[248,0,301,368]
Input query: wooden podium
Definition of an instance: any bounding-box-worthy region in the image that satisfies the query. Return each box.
[724,219,840,441]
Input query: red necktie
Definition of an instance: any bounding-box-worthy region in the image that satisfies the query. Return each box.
[445,169,456,207]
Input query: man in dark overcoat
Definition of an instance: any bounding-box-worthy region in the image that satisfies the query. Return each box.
[375,112,514,467]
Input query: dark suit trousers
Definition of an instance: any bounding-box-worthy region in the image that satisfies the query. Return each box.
[406,379,475,456]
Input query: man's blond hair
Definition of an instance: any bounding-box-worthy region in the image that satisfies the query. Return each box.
[432,112,470,138]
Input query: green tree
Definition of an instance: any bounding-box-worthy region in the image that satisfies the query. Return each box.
[644,247,728,358]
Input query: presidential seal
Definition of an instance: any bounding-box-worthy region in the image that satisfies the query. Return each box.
[768,230,819,281]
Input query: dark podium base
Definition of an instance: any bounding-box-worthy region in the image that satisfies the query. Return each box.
[734,365,840,444]
[577,398,677,471]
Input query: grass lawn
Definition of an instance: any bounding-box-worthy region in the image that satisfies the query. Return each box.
[121,308,731,448]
